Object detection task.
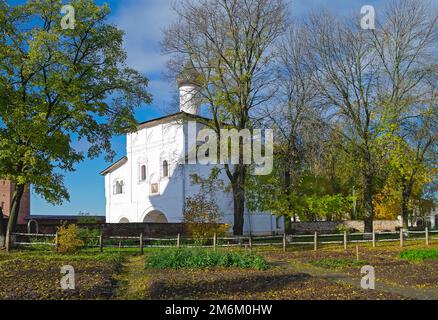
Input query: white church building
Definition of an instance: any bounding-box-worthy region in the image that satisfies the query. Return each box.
[100,73,283,236]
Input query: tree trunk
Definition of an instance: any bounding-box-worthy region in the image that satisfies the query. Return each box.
[232,166,246,236]
[401,179,414,230]
[284,170,293,235]
[0,207,4,248]
[363,173,374,233]
[401,193,410,230]
[5,184,25,252]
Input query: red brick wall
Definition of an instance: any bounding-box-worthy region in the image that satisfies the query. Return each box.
[0,180,30,225]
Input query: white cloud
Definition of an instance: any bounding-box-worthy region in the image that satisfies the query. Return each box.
[111,0,175,74]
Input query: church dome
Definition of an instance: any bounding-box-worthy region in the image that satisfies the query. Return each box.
[176,62,201,88]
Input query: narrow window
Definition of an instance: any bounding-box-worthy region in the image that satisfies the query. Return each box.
[162,160,169,178]
[141,165,147,181]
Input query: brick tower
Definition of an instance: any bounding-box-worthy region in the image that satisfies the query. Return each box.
[0,180,30,225]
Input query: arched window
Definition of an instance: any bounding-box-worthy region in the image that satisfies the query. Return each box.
[114,180,124,194]
[162,160,169,178]
[140,165,147,181]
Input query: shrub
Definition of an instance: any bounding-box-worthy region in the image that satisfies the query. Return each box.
[77,227,101,246]
[56,224,84,254]
[399,249,438,262]
[184,193,230,244]
[145,249,269,270]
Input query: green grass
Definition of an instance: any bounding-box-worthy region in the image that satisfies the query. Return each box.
[1,247,134,265]
[399,248,438,262]
[145,248,269,270]
[310,258,369,270]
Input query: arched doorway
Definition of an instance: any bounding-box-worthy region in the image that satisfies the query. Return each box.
[143,210,168,223]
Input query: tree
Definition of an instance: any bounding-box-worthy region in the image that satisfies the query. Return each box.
[302,11,384,232]
[387,107,437,228]
[301,0,438,232]
[163,0,288,235]
[370,0,438,228]
[261,25,324,232]
[0,0,151,250]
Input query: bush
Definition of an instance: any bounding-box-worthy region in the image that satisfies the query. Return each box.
[56,225,84,254]
[77,227,101,247]
[145,249,269,270]
[184,193,230,244]
[400,249,438,262]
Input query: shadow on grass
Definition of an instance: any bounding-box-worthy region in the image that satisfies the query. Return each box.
[148,271,311,299]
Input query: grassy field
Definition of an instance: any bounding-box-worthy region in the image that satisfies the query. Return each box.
[0,248,128,300]
[1,241,438,300]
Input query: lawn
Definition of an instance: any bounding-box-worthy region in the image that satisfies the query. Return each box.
[264,243,438,290]
[400,248,438,262]
[0,248,127,300]
[1,242,438,300]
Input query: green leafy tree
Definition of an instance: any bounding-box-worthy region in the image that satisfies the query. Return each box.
[163,0,288,235]
[0,0,151,250]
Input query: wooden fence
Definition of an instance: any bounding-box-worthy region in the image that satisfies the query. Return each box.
[12,228,438,253]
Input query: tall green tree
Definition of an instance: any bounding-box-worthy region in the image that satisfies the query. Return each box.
[302,0,438,232]
[0,0,151,250]
[163,0,288,235]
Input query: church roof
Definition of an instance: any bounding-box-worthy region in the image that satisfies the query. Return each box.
[137,111,209,130]
[100,112,212,176]
[100,156,128,176]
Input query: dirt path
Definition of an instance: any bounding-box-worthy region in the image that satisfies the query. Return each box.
[114,255,150,300]
[284,259,438,300]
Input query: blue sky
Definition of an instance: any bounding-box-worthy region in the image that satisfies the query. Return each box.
[14,0,389,216]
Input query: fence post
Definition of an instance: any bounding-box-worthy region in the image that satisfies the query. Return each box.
[343,231,347,250]
[177,234,181,249]
[372,231,376,248]
[213,233,217,251]
[140,233,144,254]
[400,229,404,248]
[314,232,318,251]
[426,227,429,246]
[249,234,253,251]
[283,233,287,252]
[99,233,104,253]
[55,231,59,253]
